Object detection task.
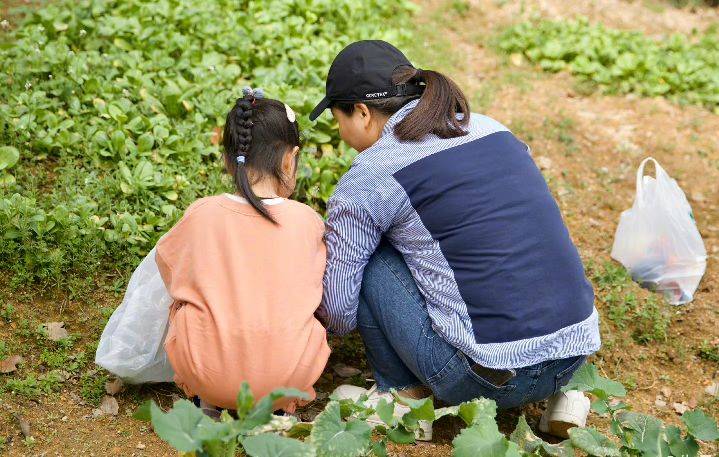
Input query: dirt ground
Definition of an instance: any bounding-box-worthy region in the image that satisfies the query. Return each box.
[1,0,718,455]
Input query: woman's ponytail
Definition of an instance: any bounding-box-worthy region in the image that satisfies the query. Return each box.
[392,67,470,141]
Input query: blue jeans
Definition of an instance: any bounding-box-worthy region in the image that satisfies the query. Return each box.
[357,239,586,409]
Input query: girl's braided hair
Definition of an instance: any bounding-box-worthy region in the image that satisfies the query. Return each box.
[223,88,301,224]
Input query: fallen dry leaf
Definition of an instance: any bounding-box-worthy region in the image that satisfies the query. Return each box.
[44,322,69,341]
[210,126,222,146]
[0,354,23,374]
[96,396,119,416]
[660,386,672,398]
[332,363,362,378]
[705,381,719,397]
[105,378,124,396]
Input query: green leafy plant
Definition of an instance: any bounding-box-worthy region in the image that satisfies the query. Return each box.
[498,18,719,113]
[136,365,718,457]
[0,0,415,289]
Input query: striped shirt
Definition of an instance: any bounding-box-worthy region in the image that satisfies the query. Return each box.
[320,100,600,369]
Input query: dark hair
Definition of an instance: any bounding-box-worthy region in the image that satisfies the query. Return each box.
[223,94,301,224]
[333,66,470,141]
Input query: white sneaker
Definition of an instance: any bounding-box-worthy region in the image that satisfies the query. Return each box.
[539,390,591,438]
[331,384,433,441]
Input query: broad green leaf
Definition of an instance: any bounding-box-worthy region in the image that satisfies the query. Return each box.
[244,388,310,430]
[568,427,621,457]
[375,398,396,427]
[0,146,19,171]
[386,425,415,444]
[286,422,313,439]
[132,400,152,422]
[665,426,699,457]
[452,415,521,457]
[681,410,719,442]
[391,390,435,421]
[149,400,207,453]
[242,433,316,457]
[458,398,497,426]
[509,416,575,457]
[370,439,388,457]
[310,401,371,457]
[562,364,626,400]
[236,382,255,420]
[137,132,155,152]
[617,412,670,457]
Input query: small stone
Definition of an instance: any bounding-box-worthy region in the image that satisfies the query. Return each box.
[691,192,705,203]
[332,363,361,378]
[98,396,119,416]
[705,381,719,397]
[0,354,23,374]
[654,397,667,408]
[136,443,146,450]
[660,386,672,398]
[14,414,31,437]
[43,322,69,341]
[535,155,553,170]
[672,402,689,415]
[510,53,524,67]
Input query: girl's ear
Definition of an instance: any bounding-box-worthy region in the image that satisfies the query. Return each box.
[282,146,300,177]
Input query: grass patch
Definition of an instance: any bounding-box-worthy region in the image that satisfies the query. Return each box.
[497,18,719,113]
[589,261,672,344]
[698,341,719,363]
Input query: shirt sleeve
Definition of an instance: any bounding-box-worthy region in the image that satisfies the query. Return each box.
[319,197,383,335]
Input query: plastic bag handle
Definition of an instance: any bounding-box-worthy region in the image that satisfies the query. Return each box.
[635,157,664,204]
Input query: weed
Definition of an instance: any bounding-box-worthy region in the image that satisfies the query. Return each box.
[698,341,719,363]
[451,0,470,15]
[0,303,14,322]
[79,369,109,406]
[2,371,64,398]
[589,261,672,344]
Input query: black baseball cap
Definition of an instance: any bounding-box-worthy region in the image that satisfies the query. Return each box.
[309,40,425,121]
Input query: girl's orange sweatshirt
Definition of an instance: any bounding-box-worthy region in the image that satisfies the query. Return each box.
[156,194,330,410]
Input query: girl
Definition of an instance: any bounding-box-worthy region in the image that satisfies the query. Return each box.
[156,88,330,411]
[310,41,600,439]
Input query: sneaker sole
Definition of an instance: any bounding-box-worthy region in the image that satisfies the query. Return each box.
[546,420,576,439]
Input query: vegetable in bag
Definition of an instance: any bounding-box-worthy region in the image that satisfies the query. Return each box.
[95,247,174,383]
[611,157,706,305]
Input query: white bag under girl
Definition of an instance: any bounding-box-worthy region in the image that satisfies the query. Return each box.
[611,157,706,305]
[95,247,175,383]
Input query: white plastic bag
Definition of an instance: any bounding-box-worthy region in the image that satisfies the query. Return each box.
[95,247,175,383]
[611,157,706,305]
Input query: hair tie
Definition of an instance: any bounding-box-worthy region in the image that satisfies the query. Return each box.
[242,86,265,105]
[236,155,246,165]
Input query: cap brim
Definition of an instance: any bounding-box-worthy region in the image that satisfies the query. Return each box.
[309,96,331,121]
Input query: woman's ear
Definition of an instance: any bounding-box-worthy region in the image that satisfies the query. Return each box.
[355,103,372,130]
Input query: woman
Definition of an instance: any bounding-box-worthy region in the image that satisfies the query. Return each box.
[311,40,601,439]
